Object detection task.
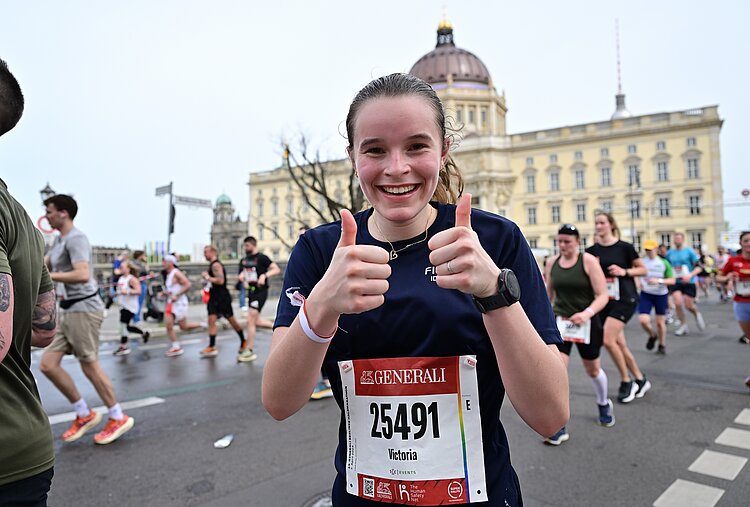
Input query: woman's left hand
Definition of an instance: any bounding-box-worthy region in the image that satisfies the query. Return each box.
[428,194,500,298]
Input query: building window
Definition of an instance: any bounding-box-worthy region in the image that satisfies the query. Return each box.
[687,137,696,147]
[480,108,487,126]
[526,156,534,166]
[272,200,278,216]
[468,109,475,124]
[257,201,264,216]
[271,223,278,236]
[456,108,462,123]
[258,228,264,241]
[657,161,669,182]
[600,167,612,187]
[528,239,538,249]
[689,195,701,215]
[658,197,670,217]
[575,169,585,189]
[526,174,536,193]
[630,199,641,219]
[600,147,609,157]
[628,164,640,187]
[600,200,613,213]
[633,235,642,252]
[576,203,586,222]
[549,172,560,191]
[687,158,700,179]
[471,195,480,206]
[527,207,537,225]
[657,141,666,151]
[287,223,294,239]
[574,151,583,160]
[660,233,671,249]
[551,205,561,224]
[287,198,293,214]
[272,249,279,260]
[549,154,558,163]
[552,238,559,255]
[690,232,703,250]
[581,237,588,250]
[628,144,637,154]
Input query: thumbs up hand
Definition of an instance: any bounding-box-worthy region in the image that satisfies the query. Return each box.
[428,194,500,297]
[307,209,391,322]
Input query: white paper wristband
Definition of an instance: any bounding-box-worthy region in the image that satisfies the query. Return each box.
[298,301,336,344]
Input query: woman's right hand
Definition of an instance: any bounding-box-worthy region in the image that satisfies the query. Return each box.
[306,209,391,331]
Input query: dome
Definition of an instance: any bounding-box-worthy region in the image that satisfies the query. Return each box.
[215,193,232,206]
[409,22,492,86]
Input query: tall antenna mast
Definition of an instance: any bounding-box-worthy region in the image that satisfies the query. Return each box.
[616,18,623,95]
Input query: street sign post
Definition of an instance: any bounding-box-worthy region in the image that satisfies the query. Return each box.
[155,184,172,197]
[155,182,213,254]
[173,195,212,208]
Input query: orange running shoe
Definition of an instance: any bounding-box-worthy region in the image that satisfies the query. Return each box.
[62,410,103,442]
[94,415,135,445]
[200,346,218,358]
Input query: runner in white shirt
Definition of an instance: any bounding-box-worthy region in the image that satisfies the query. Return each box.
[637,240,676,354]
[162,255,202,357]
[112,261,150,355]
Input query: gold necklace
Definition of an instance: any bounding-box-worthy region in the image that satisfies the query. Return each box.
[372,210,432,261]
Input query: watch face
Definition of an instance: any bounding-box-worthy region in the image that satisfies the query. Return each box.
[504,270,521,300]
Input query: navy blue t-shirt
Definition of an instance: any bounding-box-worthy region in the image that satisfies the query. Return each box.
[275,202,561,507]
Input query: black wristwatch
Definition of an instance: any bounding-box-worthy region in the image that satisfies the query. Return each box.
[473,268,521,313]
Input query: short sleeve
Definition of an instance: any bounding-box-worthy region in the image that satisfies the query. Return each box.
[627,243,639,266]
[721,257,733,276]
[662,259,674,278]
[0,215,8,275]
[39,264,54,294]
[66,234,92,265]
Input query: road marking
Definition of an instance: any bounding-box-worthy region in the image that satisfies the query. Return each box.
[715,427,750,451]
[48,396,165,425]
[652,479,724,507]
[687,450,747,480]
[735,408,750,426]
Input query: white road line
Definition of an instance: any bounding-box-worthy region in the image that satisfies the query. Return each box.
[715,427,750,451]
[48,396,165,425]
[653,479,724,507]
[735,408,750,427]
[688,450,748,480]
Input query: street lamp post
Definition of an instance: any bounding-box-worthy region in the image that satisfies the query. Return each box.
[39,182,55,203]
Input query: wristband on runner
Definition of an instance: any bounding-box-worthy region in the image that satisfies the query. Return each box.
[299,300,336,344]
[584,307,595,316]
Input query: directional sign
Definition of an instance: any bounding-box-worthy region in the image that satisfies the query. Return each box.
[155,184,172,196]
[173,195,212,208]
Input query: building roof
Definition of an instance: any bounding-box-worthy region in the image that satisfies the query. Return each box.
[216,193,232,206]
[409,21,492,86]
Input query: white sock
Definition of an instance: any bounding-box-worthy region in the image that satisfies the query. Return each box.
[108,403,124,421]
[171,341,180,349]
[591,369,609,406]
[73,398,90,418]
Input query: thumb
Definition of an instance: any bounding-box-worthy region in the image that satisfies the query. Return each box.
[455,193,472,229]
[337,209,358,248]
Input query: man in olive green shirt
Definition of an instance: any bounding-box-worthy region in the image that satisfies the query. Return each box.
[0,59,58,505]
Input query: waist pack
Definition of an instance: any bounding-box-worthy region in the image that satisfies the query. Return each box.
[60,292,99,310]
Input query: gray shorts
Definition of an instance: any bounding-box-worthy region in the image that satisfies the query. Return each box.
[47,311,104,363]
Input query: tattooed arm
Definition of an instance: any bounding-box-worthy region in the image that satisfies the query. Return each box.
[32,289,57,348]
[0,273,14,362]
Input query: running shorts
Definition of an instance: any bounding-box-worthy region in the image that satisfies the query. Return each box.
[601,300,637,324]
[669,282,697,299]
[638,292,669,316]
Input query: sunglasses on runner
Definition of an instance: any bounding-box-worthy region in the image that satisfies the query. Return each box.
[558,224,580,237]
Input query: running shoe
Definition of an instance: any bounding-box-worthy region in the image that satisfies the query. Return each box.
[617,381,638,403]
[635,377,651,399]
[544,427,569,446]
[61,410,103,442]
[695,312,706,331]
[142,331,150,344]
[113,345,130,356]
[646,335,657,350]
[739,335,749,345]
[94,415,134,445]
[657,345,666,355]
[237,348,257,362]
[675,324,689,336]
[165,345,184,357]
[200,346,219,358]
[238,339,248,354]
[310,382,334,400]
[666,312,674,325]
[597,399,615,427]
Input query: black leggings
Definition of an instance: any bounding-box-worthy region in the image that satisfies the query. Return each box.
[0,467,53,507]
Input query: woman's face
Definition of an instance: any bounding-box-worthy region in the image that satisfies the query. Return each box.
[594,214,612,238]
[741,234,750,254]
[557,234,579,256]
[348,95,447,224]
[121,263,130,275]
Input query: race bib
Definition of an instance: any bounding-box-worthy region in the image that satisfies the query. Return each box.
[245,267,258,284]
[606,277,620,301]
[736,280,750,297]
[339,356,487,505]
[674,265,689,276]
[556,317,591,344]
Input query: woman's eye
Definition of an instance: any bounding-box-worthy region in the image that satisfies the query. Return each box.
[410,143,428,150]
[364,147,384,154]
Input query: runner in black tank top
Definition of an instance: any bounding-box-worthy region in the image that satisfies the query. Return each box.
[200,246,246,359]
[587,211,652,404]
[543,224,612,445]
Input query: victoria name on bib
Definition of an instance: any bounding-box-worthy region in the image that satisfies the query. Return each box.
[339,355,487,505]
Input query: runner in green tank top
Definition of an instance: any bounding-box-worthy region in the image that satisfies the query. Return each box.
[543,224,611,445]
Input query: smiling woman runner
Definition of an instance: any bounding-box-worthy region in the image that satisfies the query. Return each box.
[262,73,569,507]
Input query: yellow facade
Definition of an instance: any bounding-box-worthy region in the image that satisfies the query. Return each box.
[248,23,724,260]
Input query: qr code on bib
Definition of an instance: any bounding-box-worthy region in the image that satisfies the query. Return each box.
[363,477,374,498]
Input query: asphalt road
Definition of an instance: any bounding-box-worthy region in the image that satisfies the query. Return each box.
[33,299,750,507]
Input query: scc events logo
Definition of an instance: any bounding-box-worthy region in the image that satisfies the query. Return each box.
[448,480,463,500]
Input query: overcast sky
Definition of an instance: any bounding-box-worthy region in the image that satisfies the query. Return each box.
[1,0,747,255]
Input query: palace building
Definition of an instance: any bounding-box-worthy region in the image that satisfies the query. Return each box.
[248,19,724,261]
